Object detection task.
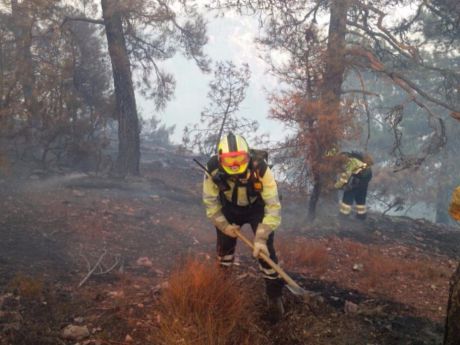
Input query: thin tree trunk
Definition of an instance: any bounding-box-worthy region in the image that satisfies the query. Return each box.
[101,0,140,176]
[11,0,39,158]
[11,0,36,114]
[308,170,321,221]
[435,151,453,224]
[0,40,4,108]
[320,0,348,111]
[436,183,452,224]
[216,97,231,153]
[444,262,460,345]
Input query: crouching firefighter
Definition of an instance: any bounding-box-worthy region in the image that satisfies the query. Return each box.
[334,151,373,220]
[201,133,285,322]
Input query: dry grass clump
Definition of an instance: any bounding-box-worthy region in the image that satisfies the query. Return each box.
[342,244,451,293]
[360,250,402,289]
[360,254,451,295]
[342,239,366,257]
[277,237,329,274]
[155,258,263,345]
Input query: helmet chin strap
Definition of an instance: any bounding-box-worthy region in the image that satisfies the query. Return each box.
[232,169,249,178]
[229,165,241,172]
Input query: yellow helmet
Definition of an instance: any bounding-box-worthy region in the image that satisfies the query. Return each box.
[218,133,250,175]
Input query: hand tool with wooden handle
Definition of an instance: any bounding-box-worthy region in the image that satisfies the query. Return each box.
[235,228,316,298]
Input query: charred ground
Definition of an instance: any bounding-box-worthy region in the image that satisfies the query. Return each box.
[0,147,459,345]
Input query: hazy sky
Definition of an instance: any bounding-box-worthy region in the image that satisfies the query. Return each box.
[137,11,289,146]
[135,2,418,147]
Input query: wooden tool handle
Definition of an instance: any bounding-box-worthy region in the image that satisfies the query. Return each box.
[235,229,303,290]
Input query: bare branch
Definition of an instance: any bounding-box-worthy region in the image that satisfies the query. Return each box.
[94,255,121,275]
[61,16,104,28]
[347,46,460,118]
[342,89,379,97]
[78,249,107,288]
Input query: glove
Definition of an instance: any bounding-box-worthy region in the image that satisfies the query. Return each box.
[221,224,239,238]
[252,224,272,258]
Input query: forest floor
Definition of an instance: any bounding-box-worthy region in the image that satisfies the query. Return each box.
[1,147,459,345]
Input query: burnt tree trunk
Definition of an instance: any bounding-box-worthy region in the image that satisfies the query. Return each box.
[101,0,140,176]
[444,262,460,345]
[308,0,349,220]
[436,181,453,224]
[321,0,348,110]
[11,0,36,114]
[435,152,455,224]
[11,0,40,160]
[307,170,321,221]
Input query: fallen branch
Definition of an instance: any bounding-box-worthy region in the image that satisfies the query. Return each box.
[94,255,121,275]
[78,249,107,288]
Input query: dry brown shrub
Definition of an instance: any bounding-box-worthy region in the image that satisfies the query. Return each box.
[155,258,264,345]
[347,246,450,293]
[278,238,329,274]
[360,250,401,290]
[367,250,400,276]
[342,239,366,257]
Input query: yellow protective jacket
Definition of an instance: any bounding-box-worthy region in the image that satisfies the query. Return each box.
[449,186,460,221]
[334,156,368,189]
[202,155,281,231]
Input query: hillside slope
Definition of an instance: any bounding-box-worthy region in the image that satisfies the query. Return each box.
[0,148,459,345]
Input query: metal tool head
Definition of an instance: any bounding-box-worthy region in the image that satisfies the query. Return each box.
[286,283,309,296]
[286,284,321,300]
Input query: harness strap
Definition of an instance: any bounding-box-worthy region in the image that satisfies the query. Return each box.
[231,178,241,204]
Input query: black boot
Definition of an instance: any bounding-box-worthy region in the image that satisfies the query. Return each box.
[267,296,284,323]
[355,212,367,220]
[338,212,353,227]
[338,212,351,221]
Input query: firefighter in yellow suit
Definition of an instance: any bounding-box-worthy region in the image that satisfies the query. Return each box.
[202,133,284,322]
[334,151,373,220]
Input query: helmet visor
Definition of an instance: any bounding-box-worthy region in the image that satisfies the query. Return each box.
[220,151,249,169]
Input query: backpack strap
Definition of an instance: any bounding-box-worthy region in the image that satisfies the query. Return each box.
[250,157,268,178]
[247,158,267,196]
